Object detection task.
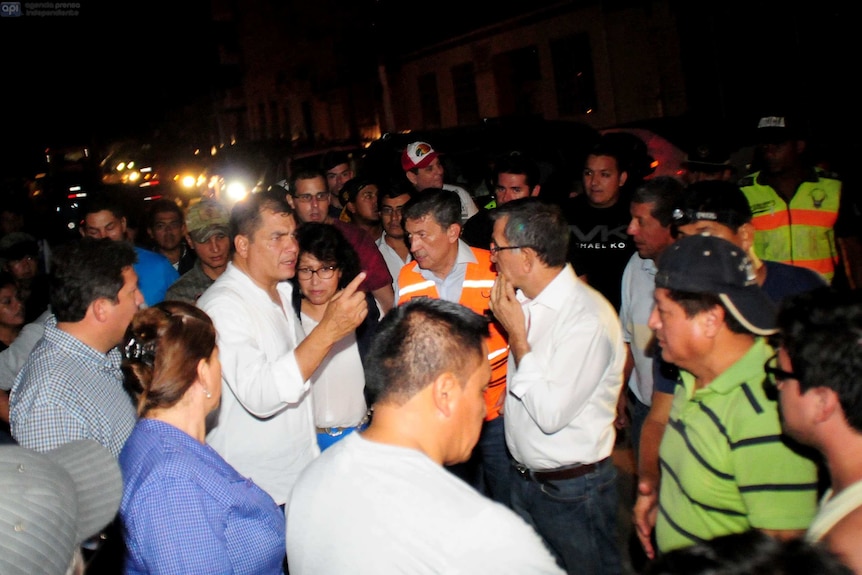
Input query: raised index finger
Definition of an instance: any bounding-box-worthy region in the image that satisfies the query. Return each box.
[340,271,366,298]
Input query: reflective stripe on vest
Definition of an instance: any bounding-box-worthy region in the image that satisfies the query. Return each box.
[741,175,840,282]
[397,248,508,421]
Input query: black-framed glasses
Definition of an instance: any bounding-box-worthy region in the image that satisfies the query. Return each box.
[489,243,528,256]
[764,353,797,385]
[296,265,338,280]
[293,191,331,203]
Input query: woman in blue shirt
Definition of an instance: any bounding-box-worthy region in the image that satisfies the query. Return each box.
[119,301,285,574]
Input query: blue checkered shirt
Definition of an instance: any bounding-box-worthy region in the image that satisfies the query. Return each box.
[9,315,136,457]
[120,419,286,574]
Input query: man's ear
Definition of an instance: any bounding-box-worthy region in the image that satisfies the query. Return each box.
[405,171,419,187]
[701,305,724,338]
[234,234,249,258]
[285,194,296,209]
[619,171,628,188]
[815,387,841,424]
[447,223,462,243]
[530,185,541,198]
[347,202,357,215]
[90,298,110,323]
[431,372,459,418]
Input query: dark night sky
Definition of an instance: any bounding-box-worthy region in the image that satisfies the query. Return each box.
[2,1,859,182]
[0,1,212,177]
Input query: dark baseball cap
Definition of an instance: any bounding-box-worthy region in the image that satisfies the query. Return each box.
[671,180,752,231]
[656,234,777,336]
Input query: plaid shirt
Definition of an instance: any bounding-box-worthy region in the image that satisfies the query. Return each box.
[10,315,136,457]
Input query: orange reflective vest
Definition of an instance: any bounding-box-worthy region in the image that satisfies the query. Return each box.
[397,247,508,421]
[740,173,841,282]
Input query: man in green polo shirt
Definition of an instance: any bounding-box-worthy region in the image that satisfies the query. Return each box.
[641,234,819,553]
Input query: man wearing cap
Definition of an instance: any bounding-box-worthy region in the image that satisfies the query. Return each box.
[401,141,478,223]
[682,140,736,184]
[632,180,827,559]
[739,114,862,287]
[0,439,122,575]
[339,178,382,241]
[165,199,232,304]
[638,234,818,555]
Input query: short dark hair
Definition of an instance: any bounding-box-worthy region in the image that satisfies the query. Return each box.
[777,287,862,431]
[82,192,126,220]
[402,188,462,230]
[320,150,352,172]
[146,199,184,229]
[377,177,415,209]
[631,176,686,228]
[364,297,490,405]
[492,152,541,189]
[230,189,293,240]
[49,238,138,322]
[643,529,852,575]
[287,169,327,197]
[490,197,569,267]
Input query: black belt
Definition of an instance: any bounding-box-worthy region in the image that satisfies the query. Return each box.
[514,457,609,482]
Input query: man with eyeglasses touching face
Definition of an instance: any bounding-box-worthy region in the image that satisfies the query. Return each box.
[280,169,394,313]
[635,234,818,557]
[488,197,625,575]
[772,287,862,574]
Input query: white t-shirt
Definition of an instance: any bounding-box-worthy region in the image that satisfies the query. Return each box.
[286,433,564,575]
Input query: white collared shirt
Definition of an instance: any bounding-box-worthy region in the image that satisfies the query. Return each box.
[197,262,319,505]
[504,265,625,469]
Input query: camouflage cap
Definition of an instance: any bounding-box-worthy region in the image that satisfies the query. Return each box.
[185,200,230,243]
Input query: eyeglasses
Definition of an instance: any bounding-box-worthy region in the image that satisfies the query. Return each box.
[764,353,797,385]
[380,205,405,216]
[296,265,338,280]
[489,243,528,255]
[293,191,331,203]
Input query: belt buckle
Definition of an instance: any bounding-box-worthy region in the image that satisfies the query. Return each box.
[326,426,344,437]
[514,462,530,480]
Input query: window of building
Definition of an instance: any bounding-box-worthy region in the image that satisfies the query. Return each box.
[492,46,541,117]
[451,62,480,125]
[551,33,597,116]
[418,73,441,129]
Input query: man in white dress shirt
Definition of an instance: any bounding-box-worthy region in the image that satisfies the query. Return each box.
[489,198,626,575]
[196,189,368,506]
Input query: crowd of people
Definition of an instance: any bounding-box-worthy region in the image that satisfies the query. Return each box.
[1,112,862,575]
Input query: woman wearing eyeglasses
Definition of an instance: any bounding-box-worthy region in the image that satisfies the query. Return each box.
[118,301,286,574]
[291,222,380,450]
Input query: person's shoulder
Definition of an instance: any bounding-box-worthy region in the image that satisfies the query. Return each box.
[134,246,176,270]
